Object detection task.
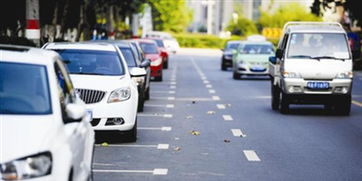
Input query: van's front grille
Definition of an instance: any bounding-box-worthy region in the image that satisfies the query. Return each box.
[75,89,106,104]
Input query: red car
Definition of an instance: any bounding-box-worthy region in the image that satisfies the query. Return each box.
[147,38,169,69]
[136,39,163,81]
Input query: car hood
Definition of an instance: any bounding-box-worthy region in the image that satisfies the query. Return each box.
[284,59,353,79]
[70,74,131,91]
[0,115,62,163]
[238,54,272,62]
[145,54,160,61]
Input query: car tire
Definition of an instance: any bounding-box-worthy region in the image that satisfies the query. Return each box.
[233,72,240,79]
[271,83,280,110]
[335,95,351,115]
[155,74,163,81]
[68,168,73,181]
[137,87,145,112]
[221,61,227,71]
[280,92,290,114]
[163,58,168,69]
[127,119,137,142]
[145,87,150,100]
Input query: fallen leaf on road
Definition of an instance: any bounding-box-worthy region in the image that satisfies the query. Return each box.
[207,111,215,115]
[101,142,109,147]
[174,146,181,151]
[190,130,201,136]
[224,139,231,143]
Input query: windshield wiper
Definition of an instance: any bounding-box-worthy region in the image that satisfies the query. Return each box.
[289,55,313,59]
[311,56,345,61]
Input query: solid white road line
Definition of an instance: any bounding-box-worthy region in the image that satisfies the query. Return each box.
[206,84,212,88]
[93,168,168,175]
[231,129,246,137]
[212,96,221,100]
[209,89,216,94]
[243,150,261,162]
[217,104,226,109]
[138,127,172,131]
[138,113,173,118]
[95,144,169,150]
[223,115,233,121]
[144,104,174,108]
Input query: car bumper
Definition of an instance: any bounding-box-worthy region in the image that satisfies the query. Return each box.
[281,78,352,95]
[222,57,232,66]
[86,96,137,132]
[151,64,163,77]
[235,64,269,75]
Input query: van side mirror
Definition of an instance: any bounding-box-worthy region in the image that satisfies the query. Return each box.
[269,56,277,64]
[140,59,151,68]
[276,49,284,59]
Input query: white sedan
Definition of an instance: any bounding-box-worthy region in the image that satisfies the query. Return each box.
[0,45,94,181]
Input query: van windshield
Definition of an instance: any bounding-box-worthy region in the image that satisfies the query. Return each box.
[288,33,350,59]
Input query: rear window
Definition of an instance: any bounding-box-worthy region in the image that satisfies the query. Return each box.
[140,43,158,54]
[226,43,240,50]
[55,49,124,76]
[119,47,137,67]
[0,62,52,114]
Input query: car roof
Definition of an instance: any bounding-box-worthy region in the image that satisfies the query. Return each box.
[227,40,243,44]
[284,22,346,34]
[44,42,117,51]
[0,44,59,66]
[134,39,158,44]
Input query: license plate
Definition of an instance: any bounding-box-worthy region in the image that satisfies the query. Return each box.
[307,82,329,89]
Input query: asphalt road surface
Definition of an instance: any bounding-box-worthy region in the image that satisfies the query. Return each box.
[93,48,362,181]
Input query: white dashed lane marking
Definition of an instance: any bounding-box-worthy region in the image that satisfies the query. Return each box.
[216,104,225,109]
[138,127,172,131]
[243,150,261,162]
[223,115,233,121]
[209,89,216,94]
[212,96,220,100]
[203,80,210,84]
[231,129,246,137]
[206,84,212,88]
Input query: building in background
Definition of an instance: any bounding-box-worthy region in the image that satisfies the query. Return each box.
[186,0,312,35]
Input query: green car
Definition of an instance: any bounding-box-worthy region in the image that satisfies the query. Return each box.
[232,40,274,79]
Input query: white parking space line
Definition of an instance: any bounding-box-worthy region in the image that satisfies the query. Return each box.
[144,104,174,108]
[223,115,233,121]
[212,96,221,101]
[206,84,212,88]
[175,97,215,101]
[217,104,226,109]
[352,100,362,107]
[169,91,176,94]
[209,89,216,94]
[95,144,169,150]
[151,90,176,94]
[201,77,207,80]
[243,150,261,162]
[231,129,246,137]
[138,127,172,131]
[170,85,176,89]
[151,97,175,100]
[93,168,168,175]
[93,163,114,166]
[170,82,177,85]
[203,80,210,84]
[138,113,173,118]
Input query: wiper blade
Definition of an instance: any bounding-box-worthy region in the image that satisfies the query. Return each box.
[311,56,345,61]
[289,55,313,59]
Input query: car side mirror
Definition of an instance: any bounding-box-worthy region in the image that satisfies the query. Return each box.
[130,67,146,77]
[269,56,277,64]
[139,59,151,68]
[276,49,284,59]
[65,103,85,122]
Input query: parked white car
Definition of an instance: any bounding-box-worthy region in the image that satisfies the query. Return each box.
[143,31,180,54]
[0,45,94,181]
[44,42,142,141]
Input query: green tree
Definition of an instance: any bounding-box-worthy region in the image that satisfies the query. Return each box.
[147,0,192,33]
[259,3,321,28]
[226,17,258,36]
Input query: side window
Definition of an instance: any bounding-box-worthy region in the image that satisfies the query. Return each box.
[280,34,289,50]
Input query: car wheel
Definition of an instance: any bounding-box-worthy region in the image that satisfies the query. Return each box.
[335,95,351,115]
[221,62,227,71]
[233,72,240,80]
[155,74,163,81]
[271,83,280,110]
[280,92,289,114]
[68,168,73,181]
[163,59,168,69]
[127,119,137,142]
[145,87,150,100]
[137,87,145,112]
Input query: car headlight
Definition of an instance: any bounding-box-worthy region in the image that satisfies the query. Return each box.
[335,72,353,79]
[0,152,52,180]
[150,58,162,66]
[283,72,301,78]
[131,76,145,86]
[108,87,131,103]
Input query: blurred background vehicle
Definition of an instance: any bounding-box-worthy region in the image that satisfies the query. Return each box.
[221,40,243,71]
[0,44,94,181]
[44,42,143,142]
[143,31,180,54]
[147,38,170,69]
[232,36,274,79]
[135,39,164,81]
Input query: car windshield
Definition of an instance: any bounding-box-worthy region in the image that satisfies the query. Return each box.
[140,43,158,54]
[226,42,240,50]
[0,62,51,114]
[154,39,165,48]
[288,33,350,59]
[239,44,274,54]
[119,47,137,67]
[55,49,124,75]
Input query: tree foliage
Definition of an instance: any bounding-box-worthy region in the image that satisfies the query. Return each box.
[148,0,192,33]
[259,3,321,28]
[226,17,258,36]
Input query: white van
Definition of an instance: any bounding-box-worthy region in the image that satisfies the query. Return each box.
[269,22,353,115]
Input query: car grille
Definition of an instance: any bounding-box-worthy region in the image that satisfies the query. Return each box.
[76,89,106,104]
[91,118,101,126]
